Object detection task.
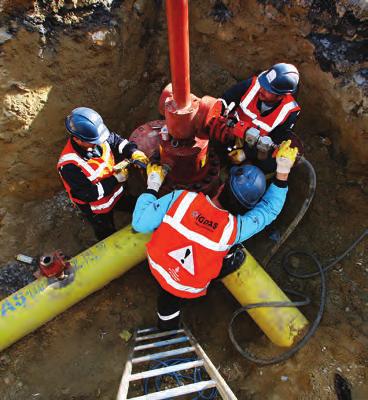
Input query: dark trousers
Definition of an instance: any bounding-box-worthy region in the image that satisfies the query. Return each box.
[79,193,137,241]
[157,287,185,331]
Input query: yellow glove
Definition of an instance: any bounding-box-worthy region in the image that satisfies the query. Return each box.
[113,168,128,183]
[275,140,298,174]
[147,163,168,192]
[113,160,129,182]
[131,150,149,166]
[228,148,246,164]
[113,160,130,171]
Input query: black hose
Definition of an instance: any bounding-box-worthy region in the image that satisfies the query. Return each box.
[263,156,317,266]
[284,229,368,279]
[228,229,367,365]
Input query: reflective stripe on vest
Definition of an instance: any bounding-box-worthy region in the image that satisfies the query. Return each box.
[57,140,123,213]
[58,144,111,182]
[238,78,299,134]
[146,191,238,298]
[90,185,124,212]
[148,254,209,295]
[162,192,235,252]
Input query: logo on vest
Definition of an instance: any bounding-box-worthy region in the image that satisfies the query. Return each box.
[192,211,218,231]
[168,246,195,276]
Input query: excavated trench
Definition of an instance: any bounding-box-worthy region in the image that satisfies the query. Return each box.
[0,1,367,399]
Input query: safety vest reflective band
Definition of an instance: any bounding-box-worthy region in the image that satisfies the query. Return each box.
[237,76,300,136]
[148,255,209,295]
[146,191,238,299]
[57,139,124,214]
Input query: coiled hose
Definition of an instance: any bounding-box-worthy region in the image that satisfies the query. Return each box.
[229,229,367,365]
[263,156,317,266]
[228,157,368,364]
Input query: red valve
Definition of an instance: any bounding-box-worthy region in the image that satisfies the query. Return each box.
[39,250,70,278]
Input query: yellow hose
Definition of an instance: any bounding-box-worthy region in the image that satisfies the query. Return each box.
[0,227,307,351]
[222,248,308,347]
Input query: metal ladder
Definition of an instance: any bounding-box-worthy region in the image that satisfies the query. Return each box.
[116,324,237,399]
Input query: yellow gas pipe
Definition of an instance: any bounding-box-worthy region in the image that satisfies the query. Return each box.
[0,226,307,351]
[222,249,308,346]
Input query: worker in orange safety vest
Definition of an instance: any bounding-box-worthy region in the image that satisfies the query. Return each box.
[57,107,149,241]
[132,140,298,330]
[213,63,301,173]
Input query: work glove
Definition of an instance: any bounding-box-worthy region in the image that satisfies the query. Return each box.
[147,163,168,192]
[131,150,149,166]
[228,148,246,165]
[113,160,129,183]
[274,140,298,174]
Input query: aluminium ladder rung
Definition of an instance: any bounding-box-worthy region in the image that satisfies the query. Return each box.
[135,329,184,342]
[129,359,204,381]
[134,336,189,351]
[117,325,237,400]
[132,346,195,364]
[127,380,217,400]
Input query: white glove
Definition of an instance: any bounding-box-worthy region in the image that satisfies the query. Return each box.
[114,168,128,183]
[228,149,246,164]
[113,161,129,183]
[131,150,149,165]
[147,163,168,192]
[275,140,298,174]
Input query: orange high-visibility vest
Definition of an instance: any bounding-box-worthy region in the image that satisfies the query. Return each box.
[57,139,123,214]
[146,191,238,299]
[237,76,300,136]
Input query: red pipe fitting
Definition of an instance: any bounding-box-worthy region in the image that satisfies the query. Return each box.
[166,0,191,109]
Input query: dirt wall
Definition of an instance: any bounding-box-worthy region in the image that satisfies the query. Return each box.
[0,0,367,207]
[0,2,367,399]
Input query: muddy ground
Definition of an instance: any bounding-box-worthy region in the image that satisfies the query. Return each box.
[0,1,368,399]
[1,133,367,400]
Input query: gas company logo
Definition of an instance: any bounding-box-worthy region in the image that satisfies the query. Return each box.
[192,211,218,230]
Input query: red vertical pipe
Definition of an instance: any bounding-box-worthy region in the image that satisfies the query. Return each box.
[166,0,191,109]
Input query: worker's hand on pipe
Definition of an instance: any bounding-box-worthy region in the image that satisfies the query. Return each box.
[114,168,129,183]
[113,160,129,182]
[147,163,168,192]
[228,148,246,165]
[113,160,130,171]
[274,140,298,174]
[131,150,149,166]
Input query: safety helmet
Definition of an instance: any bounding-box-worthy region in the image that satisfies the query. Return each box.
[65,107,110,144]
[258,63,299,95]
[229,165,266,209]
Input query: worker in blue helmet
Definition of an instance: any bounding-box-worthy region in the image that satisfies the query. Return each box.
[212,63,301,173]
[132,140,297,330]
[57,107,149,241]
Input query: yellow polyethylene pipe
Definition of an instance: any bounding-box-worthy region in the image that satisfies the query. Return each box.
[0,226,307,351]
[0,226,150,352]
[221,248,308,347]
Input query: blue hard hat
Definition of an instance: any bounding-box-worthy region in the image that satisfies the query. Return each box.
[258,63,299,95]
[65,107,110,144]
[229,165,266,209]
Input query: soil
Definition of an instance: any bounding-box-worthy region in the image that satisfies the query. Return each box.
[0,1,367,399]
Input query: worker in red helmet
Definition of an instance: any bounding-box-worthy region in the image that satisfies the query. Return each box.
[57,107,149,241]
[132,140,298,331]
[214,63,301,173]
